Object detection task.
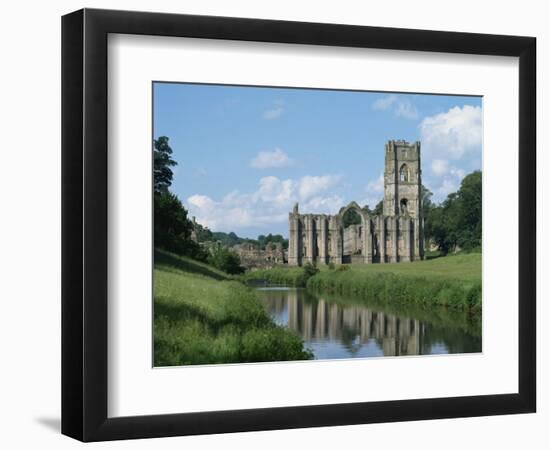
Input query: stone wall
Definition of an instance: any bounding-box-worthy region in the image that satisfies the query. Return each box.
[233,242,286,269]
[288,140,424,266]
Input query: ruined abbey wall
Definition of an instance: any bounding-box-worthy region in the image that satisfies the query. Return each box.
[288,140,424,266]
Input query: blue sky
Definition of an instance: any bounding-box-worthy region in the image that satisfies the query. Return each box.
[154,83,482,239]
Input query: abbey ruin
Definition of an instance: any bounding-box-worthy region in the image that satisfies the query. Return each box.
[288,140,424,265]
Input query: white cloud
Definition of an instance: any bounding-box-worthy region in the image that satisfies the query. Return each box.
[433,178,459,200]
[360,173,384,209]
[298,175,341,199]
[250,148,293,169]
[372,95,396,110]
[420,105,482,160]
[427,166,467,202]
[262,100,285,120]
[186,174,343,232]
[421,105,482,202]
[431,159,449,176]
[372,94,419,120]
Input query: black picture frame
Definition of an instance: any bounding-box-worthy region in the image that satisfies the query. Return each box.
[61,8,536,442]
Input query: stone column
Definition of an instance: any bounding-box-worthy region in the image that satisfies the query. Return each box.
[379,216,386,263]
[305,215,314,265]
[364,217,372,263]
[402,217,411,262]
[413,218,422,261]
[393,217,399,263]
[329,216,342,264]
[288,214,300,266]
[319,216,328,265]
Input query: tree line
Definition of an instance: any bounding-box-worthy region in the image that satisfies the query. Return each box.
[423,171,482,254]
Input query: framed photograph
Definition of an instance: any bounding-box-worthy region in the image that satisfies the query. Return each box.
[62,8,536,441]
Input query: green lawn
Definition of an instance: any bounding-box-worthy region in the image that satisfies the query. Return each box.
[154,249,312,366]
[338,253,481,282]
[244,253,482,313]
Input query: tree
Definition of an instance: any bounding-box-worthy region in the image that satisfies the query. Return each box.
[154,191,193,254]
[208,245,245,274]
[421,185,434,219]
[154,136,177,194]
[257,233,288,250]
[423,171,482,254]
[361,204,373,215]
[342,209,362,227]
[455,170,482,250]
[152,136,209,261]
[373,200,383,215]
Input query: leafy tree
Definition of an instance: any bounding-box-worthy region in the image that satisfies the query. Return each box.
[154,191,193,253]
[303,262,319,280]
[454,170,482,250]
[373,200,383,215]
[153,136,208,261]
[208,245,245,274]
[342,209,362,227]
[154,136,177,194]
[257,233,288,250]
[211,231,250,247]
[421,185,434,219]
[361,204,373,215]
[424,171,482,254]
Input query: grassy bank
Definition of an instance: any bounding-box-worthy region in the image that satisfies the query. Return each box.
[312,287,481,337]
[244,253,481,313]
[154,250,312,366]
[241,265,310,287]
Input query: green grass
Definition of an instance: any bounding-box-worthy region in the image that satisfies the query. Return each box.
[339,252,481,281]
[244,253,481,313]
[241,266,310,287]
[154,249,312,366]
[314,288,481,337]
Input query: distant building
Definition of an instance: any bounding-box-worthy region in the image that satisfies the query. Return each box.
[233,242,286,269]
[288,140,424,265]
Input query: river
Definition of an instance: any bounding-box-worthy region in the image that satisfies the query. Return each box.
[255,286,481,360]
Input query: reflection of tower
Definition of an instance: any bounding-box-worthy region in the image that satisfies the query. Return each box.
[287,290,299,332]
[302,302,314,339]
[315,300,327,339]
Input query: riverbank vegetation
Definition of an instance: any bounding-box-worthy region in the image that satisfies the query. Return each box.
[243,252,481,313]
[154,250,312,366]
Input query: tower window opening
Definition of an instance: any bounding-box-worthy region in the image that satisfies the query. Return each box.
[399,164,410,182]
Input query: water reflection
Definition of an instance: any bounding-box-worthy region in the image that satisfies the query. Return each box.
[256,287,481,360]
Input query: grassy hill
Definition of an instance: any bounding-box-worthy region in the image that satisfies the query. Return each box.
[154,249,312,366]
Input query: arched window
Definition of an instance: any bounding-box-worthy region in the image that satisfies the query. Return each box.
[399,164,410,182]
[400,198,409,215]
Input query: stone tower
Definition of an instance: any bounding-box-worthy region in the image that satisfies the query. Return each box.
[287,139,424,266]
[383,140,422,219]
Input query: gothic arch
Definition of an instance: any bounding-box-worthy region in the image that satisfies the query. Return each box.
[399,163,410,182]
[339,201,366,221]
[337,202,371,263]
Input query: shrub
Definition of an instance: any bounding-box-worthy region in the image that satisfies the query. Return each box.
[207,246,245,275]
[303,262,319,279]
